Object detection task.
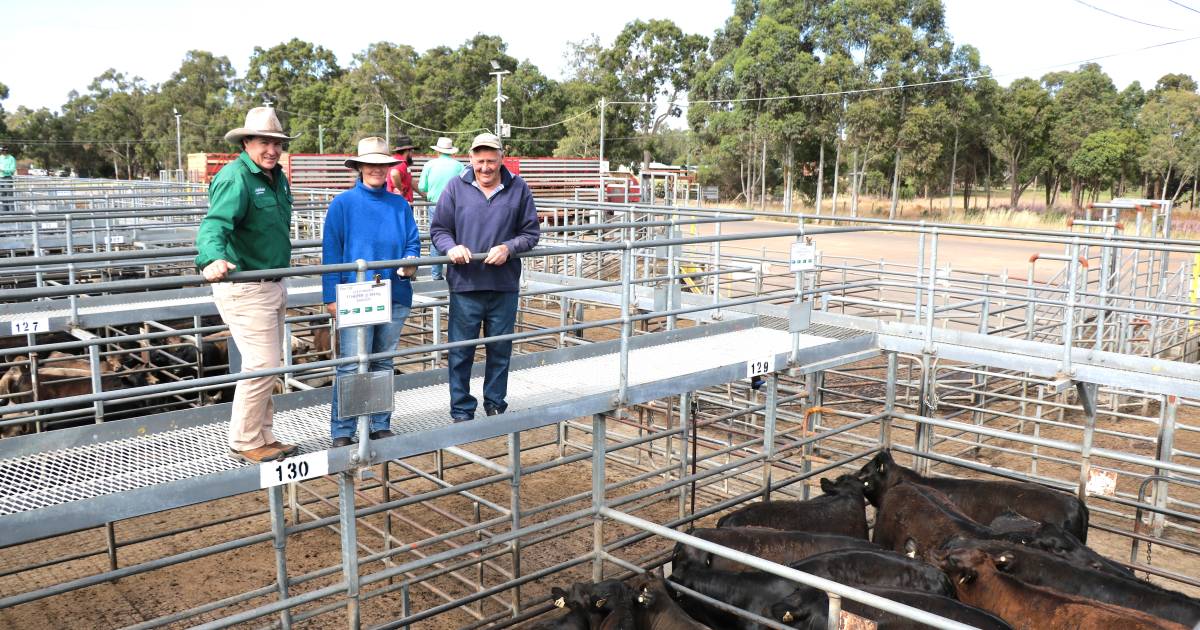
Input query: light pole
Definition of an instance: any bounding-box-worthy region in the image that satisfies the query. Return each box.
[173,108,182,174]
[490,60,509,139]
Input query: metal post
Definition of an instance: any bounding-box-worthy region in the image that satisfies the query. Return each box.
[1063,239,1080,375]
[1152,395,1177,537]
[678,393,691,520]
[712,214,722,318]
[174,109,183,173]
[616,236,632,407]
[354,260,371,465]
[761,373,778,501]
[65,214,78,324]
[598,98,607,183]
[268,485,293,630]
[508,432,522,616]
[1075,381,1098,504]
[826,593,842,630]
[338,472,361,628]
[803,372,824,500]
[591,413,607,582]
[882,352,897,447]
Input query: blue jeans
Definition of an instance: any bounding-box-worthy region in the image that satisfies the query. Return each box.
[448,291,518,419]
[330,305,410,439]
[429,242,444,280]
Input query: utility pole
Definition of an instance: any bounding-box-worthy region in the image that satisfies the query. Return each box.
[490,61,510,138]
[384,104,390,144]
[598,97,606,180]
[319,125,325,154]
[173,108,182,174]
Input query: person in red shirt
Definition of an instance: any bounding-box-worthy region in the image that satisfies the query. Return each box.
[386,134,417,201]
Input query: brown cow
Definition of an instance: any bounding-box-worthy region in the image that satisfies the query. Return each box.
[932,546,1188,630]
[0,351,147,435]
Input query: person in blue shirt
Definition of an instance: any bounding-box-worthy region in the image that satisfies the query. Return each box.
[322,137,421,446]
[430,133,540,422]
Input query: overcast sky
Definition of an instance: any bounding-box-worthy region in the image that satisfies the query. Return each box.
[3,0,1200,113]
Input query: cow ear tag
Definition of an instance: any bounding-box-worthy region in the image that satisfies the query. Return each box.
[594,597,607,608]
[553,596,565,608]
[782,611,795,623]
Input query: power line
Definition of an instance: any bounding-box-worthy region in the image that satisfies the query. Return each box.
[509,105,598,130]
[387,110,488,136]
[1167,0,1200,15]
[1071,0,1182,31]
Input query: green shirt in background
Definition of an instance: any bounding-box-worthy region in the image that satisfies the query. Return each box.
[195,152,293,272]
[418,154,465,203]
[0,154,16,177]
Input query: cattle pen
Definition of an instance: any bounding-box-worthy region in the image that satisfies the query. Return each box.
[0,176,1198,629]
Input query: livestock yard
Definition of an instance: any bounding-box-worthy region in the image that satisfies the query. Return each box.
[0,175,1199,630]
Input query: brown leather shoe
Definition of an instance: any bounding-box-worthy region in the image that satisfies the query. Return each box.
[229,444,285,463]
[268,441,299,457]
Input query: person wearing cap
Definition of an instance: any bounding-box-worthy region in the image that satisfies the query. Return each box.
[418,137,465,281]
[195,107,299,464]
[430,133,539,422]
[322,137,421,447]
[386,134,417,202]
[0,146,16,212]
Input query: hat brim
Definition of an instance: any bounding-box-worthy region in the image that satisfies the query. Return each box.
[393,145,417,152]
[344,153,401,168]
[471,142,502,151]
[225,129,300,144]
[430,145,459,154]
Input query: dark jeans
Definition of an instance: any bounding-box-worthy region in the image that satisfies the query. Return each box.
[429,242,444,280]
[0,177,12,212]
[447,291,518,419]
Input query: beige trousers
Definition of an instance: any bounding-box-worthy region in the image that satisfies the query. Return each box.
[212,280,287,451]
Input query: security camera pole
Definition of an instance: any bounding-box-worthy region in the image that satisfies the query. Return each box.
[490,60,510,139]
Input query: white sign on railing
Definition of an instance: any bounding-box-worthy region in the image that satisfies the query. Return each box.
[335,279,392,329]
[10,317,50,336]
[259,450,329,488]
[1086,468,1118,496]
[790,242,817,272]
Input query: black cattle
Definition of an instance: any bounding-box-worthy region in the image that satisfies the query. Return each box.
[873,481,1002,560]
[788,549,955,598]
[1016,522,1134,578]
[857,450,1089,542]
[715,475,869,539]
[628,573,712,630]
[766,586,1013,630]
[520,587,590,630]
[672,527,880,576]
[566,580,636,630]
[989,510,1041,536]
[561,583,606,629]
[671,569,804,630]
[942,538,1200,626]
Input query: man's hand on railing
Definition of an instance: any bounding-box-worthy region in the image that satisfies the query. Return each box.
[325,302,337,317]
[447,245,472,264]
[484,244,510,266]
[202,259,236,282]
[399,256,418,278]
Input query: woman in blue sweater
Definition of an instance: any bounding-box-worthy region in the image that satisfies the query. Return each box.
[322,137,421,447]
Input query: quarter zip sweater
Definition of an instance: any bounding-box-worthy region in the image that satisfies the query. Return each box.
[430,165,540,293]
[195,151,293,271]
[321,181,421,306]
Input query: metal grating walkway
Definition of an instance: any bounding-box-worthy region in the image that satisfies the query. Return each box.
[0,326,840,518]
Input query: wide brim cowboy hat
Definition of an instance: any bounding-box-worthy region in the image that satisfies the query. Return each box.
[224,107,300,144]
[430,136,458,154]
[344,137,400,168]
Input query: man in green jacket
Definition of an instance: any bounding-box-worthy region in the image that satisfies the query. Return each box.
[0,146,16,212]
[195,107,299,463]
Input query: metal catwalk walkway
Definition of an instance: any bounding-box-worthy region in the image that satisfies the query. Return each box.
[0,318,875,546]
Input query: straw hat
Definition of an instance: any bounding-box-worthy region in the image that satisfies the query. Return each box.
[223,107,298,144]
[393,135,417,152]
[344,137,400,168]
[430,137,458,154]
[470,133,502,152]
